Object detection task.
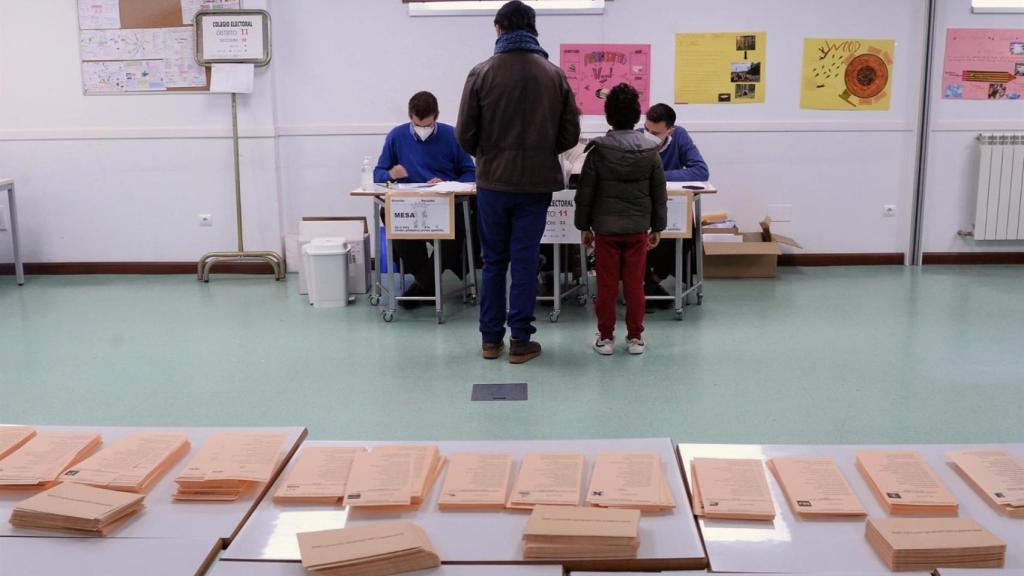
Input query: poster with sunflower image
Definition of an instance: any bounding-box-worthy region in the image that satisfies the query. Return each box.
[801,38,895,110]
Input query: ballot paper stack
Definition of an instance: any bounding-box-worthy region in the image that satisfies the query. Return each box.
[522,505,641,560]
[865,517,1006,571]
[437,452,513,511]
[689,457,776,521]
[0,426,37,461]
[297,521,440,576]
[274,446,366,504]
[768,457,867,518]
[856,451,959,516]
[0,432,102,488]
[344,445,445,511]
[507,453,585,510]
[947,449,1024,517]
[586,452,676,513]
[173,431,289,501]
[9,482,144,535]
[59,432,190,493]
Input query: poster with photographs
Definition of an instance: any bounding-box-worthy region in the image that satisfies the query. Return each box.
[801,38,895,110]
[943,28,1024,101]
[560,44,651,115]
[675,32,766,104]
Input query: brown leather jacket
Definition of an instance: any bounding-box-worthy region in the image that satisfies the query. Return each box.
[457,52,581,194]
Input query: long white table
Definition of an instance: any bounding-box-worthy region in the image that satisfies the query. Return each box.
[0,425,307,544]
[207,562,565,576]
[678,443,1024,574]
[939,570,1024,575]
[0,178,23,286]
[223,438,706,571]
[0,537,221,576]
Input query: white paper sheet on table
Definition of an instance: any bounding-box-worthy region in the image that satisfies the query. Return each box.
[210,63,254,94]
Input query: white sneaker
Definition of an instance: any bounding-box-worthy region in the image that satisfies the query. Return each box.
[593,336,614,356]
[627,338,646,355]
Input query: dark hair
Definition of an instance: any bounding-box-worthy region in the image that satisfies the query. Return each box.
[494,1,538,36]
[408,91,439,120]
[645,103,676,127]
[605,83,641,130]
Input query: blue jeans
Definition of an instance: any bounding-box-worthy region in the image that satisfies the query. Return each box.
[476,188,552,343]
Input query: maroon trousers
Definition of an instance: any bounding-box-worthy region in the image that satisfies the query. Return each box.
[594,233,648,341]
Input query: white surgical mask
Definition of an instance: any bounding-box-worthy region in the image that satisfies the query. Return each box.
[642,131,662,146]
[414,125,435,141]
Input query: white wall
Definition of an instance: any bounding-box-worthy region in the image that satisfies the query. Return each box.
[0,0,1021,264]
[0,0,280,263]
[921,0,1024,253]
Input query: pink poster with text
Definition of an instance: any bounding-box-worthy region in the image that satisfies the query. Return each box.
[560,44,651,115]
[942,28,1024,101]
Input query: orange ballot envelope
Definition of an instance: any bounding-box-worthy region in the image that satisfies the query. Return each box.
[507,453,586,510]
[947,449,1024,517]
[690,457,776,521]
[856,451,958,516]
[586,452,676,513]
[59,432,190,493]
[10,482,145,535]
[173,431,289,501]
[297,521,440,576]
[0,426,37,461]
[0,431,102,488]
[370,445,445,508]
[865,517,1006,571]
[768,457,867,517]
[437,452,513,511]
[522,504,640,560]
[274,446,366,504]
[345,445,444,511]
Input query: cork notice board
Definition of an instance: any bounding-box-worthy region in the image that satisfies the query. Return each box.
[77,0,240,94]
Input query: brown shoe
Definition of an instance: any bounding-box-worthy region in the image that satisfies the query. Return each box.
[482,341,504,360]
[509,339,542,364]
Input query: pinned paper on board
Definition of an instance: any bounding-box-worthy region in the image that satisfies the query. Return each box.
[82,60,166,93]
[675,32,766,104]
[560,44,651,115]
[943,28,1024,101]
[78,0,121,30]
[181,0,241,25]
[801,38,895,110]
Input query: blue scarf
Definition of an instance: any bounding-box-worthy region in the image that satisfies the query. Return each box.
[494,31,549,59]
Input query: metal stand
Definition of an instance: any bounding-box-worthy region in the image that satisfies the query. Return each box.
[198,93,284,282]
[536,242,590,322]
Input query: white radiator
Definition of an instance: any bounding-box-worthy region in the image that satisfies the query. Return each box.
[973,133,1024,240]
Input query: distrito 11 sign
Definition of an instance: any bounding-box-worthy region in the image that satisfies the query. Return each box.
[194,10,271,66]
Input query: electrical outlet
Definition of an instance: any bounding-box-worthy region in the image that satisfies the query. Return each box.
[883,205,897,218]
[767,204,793,223]
[198,214,213,227]
[0,206,6,231]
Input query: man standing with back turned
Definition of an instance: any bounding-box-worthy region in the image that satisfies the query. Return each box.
[457,0,580,364]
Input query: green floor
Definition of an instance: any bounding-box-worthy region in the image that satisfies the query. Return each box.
[1,266,1021,445]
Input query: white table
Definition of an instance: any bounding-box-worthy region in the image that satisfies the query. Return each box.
[678,443,1024,574]
[0,179,23,286]
[223,438,706,571]
[0,536,221,576]
[939,570,1024,575]
[209,562,564,576]
[0,425,307,544]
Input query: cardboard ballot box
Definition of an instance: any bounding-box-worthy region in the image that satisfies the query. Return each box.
[703,218,801,279]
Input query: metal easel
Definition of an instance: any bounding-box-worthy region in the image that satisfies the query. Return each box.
[192,9,284,281]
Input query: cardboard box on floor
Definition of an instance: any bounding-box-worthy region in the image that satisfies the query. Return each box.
[298,217,372,294]
[703,218,801,279]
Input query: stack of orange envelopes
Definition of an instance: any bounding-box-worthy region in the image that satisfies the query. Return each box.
[60,432,189,493]
[0,432,102,489]
[10,482,144,535]
[690,457,776,521]
[173,431,288,501]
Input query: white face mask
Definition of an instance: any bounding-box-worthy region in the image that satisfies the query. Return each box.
[642,131,662,146]
[414,125,435,141]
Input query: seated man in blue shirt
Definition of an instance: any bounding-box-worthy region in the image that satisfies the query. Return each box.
[641,103,709,309]
[374,91,477,307]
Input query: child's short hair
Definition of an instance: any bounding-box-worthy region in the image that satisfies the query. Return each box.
[604,83,641,130]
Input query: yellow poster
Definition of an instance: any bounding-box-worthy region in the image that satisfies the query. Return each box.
[674,32,766,104]
[801,38,895,110]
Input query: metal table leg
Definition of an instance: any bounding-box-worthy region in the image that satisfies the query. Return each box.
[579,241,590,304]
[461,198,477,304]
[695,193,704,305]
[549,244,562,322]
[370,197,382,306]
[7,185,23,286]
[383,226,396,323]
[434,239,444,324]
[674,238,684,320]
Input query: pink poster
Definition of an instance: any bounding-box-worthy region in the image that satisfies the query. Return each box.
[942,28,1024,101]
[560,44,651,115]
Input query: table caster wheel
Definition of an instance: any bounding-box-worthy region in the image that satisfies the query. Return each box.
[548,311,560,323]
[369,295,381,306]
[576,295,588,306]
[674,309,685,321]
[697,294,704,305]
[436,312,445,324]
[382,310,394,322]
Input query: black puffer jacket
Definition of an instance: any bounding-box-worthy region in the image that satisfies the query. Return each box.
[574,130,668,235]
